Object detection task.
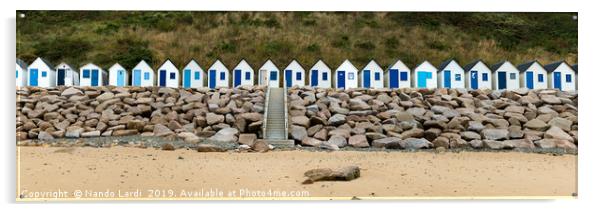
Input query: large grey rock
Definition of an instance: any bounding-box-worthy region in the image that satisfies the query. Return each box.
[348,135,369,148]
[483,140,514,150]
[291,116,310,128]
[481,128,509,140]
[544,126,574,142]
[197,144,226,152]
[548,117,572,132]
[302,166,360,184]
[319,141,340,151]
[290,125,308,142]
[504,139,535,149]
[81,130,101,138]
[508,125,524,138]
[349,99,371,110]
[372,137,402,149]
[432,137,450,148]
[208,127,239,143]
[38,131,54,140]
[206,113,225,125]
[240,112,263,122]
[302,137,322,147]
[61,87,83,97]
[65,126,84,138]
[541,95,561,104]
[238,133,257,146]
[328,114,347,126]
[524,119,548,131]
[468,121,485,132]
[154,124,175,136]
[460,131,481,141]
[327,136,347,148]
[400,138,432,149]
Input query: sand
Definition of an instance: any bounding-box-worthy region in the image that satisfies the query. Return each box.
[16,146,577,200]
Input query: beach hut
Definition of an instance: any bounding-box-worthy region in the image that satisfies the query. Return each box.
[413,61,438,89]
[573,64,578,90]
[27,57,55,87]
[308,60,332,88]
[207,59,230,89]
[360,60,384,89]
[385,60,412,89]
[333,59,359,90]
[182,59,205,88]
[55,62,79,86]
[108,63,128,87]
[131,60,155,87]
[157,59,180,88]
[284,60,306,88]
[464,60,492,90]
[544,61,577,91]
[517,60,548,89]
[258,59,280,88]
[16,59,28,87]
[232,59,254,87]
[79,63,108,86]
[437,59,465,89]
[491,60,520,90]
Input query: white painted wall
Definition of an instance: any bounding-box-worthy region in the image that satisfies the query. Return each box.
[79,63,107,86]
[16,61,27,87]
[55,62,79,86]
[232,59,254,87]
[28,57,56,87]
[157,60,180,88]
[258,60,280,88]
[132,60,155,87]
[547,62,576,91]
[108,63,128,86]
[520,62,548,89]
[492,61,520,90]
[182,60,204,88]
[413,61,438,89]
[284,60,305,87]
[333,59,359,90]
[360,60,384,88]
[385,60,412,88]
[308,60,331,88]
[207,60,230,88]
[437,60,465,89]
[464,61,493,90]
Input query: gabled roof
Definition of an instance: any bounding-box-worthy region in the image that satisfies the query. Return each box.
[572,64,578,73]
[158,58,178,69]
[16,58,28,69]
[55,62,76,70]
[286,59,305,70]
[516,60,542,72]
[543,60,572,72]
[313,59,333,69]
[233,58,254,70]
[490,60,509,71]
[260,59,280,70]
[463,59,488,71]
[438,58,458,70]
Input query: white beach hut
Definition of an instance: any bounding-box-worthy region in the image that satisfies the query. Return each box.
[232,59,254,87]
[544,61,577,91]
[207,59,230,89]
[333,59,359,90]
[517,60,548,89]
[437,59,465,89]
[108,63,128,87]
[55,62,79,86]
[413,61,438,89]
[157,59,180,88]
[385,60,412,89]
[359,60,384,89]
[284,60,306,88]
[258,59,280,88]
[182,59,205,88]
[131,60,155,87]
[464,60,493,90]
[16,59,28,87]
[308,60,331,88]
[79,63,108,86]
[27,57,55,87]
[491,60,520,90]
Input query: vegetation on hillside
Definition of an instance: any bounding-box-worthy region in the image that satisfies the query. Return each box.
[16,11,577,70]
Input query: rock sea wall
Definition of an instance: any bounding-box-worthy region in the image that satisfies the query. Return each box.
[16,86,266,144]
[287,87,578,152]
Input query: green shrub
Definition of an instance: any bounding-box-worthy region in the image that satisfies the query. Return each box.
[33,37,92,62]
[355,41,375,50]
[111,38,154,69]
[306,43,320,52]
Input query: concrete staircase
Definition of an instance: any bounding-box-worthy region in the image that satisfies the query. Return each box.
[262,87,294,148]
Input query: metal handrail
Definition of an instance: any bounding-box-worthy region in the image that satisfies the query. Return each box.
[283,82,289,140]
[261,85,270,139]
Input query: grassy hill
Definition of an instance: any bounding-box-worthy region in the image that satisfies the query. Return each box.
[16,11,577,70]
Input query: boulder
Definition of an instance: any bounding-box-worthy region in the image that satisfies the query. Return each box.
[302,166,360,184]
[238,133,257,146]
[544,126,574,142]
[240,112,263,122]
[197,144,226,152]
[524,119,548,131]
[319,141,340,151]
[372,137,402,149]
[65,126,84,138]
[349,99,371,110]
[400,138,432,149]
[548,117,572,132]
[313,128,329,141]
[469,140,483,149]
[291,116,310,128]
[161,143,176,151]
[127,120,145,131]
[38,131,54,140]
[112,129,138,136]
[508,125,524,139]
[348,135,369,148]
[290,125,308,142]
[328,114,347,126]
[483,140,513,150]
[327,136,347,148]
[208,127,239,143]
[206,113,225,125]
[460,131,481,141]
[302,137,322,147]
[153,124,175,137]
[81,130,101,138]
[61,87,83,97]
[432,137,450,148]
[481,128,509,140]
[251,140,270,152]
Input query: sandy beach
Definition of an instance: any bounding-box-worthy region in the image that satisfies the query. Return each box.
[17,146,577,200]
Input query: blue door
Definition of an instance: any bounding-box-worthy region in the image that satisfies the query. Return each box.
[470,71,478,89]
[209,70,216,89]
[91,69,99,86]
[526,72,534,89]
[234,69,242,87]
[417,71,431,88]
[337,71,345,88]
[159,70,166,87]
[497,71,506,90]
[443,70,451,88]
[133,70,141,86]
[389,69,399,88]
[117,70,125,86]
[553,72,562,90]
[57,69,65,86]
[285,70,293,88]
[29,69,38,86]
[183,69,191,88]
[363,70,371,88]
[311,70,318,86]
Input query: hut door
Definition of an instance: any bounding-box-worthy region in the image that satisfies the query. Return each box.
[337,71,345,89]
[234,69,242,87]
[117,70,125,86]
[389,69,398,88]
[553,72,562,90]
[57,69,65,86]
[497,72,506,90]
[363,70,371,88]
[209,70,216,89]
[29,69,38,86]
[183,69,191,88]
[285,70,292,88]
[133,70,141,86]
[417,71,431,88]
[443,70,451,88]
[91,69,99,86]
[159,70,166,87]
[526,72,534,89]
[470,71,478,89]
[311,70,318,86]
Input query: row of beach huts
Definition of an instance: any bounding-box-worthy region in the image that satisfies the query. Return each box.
[15,57,578,91]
